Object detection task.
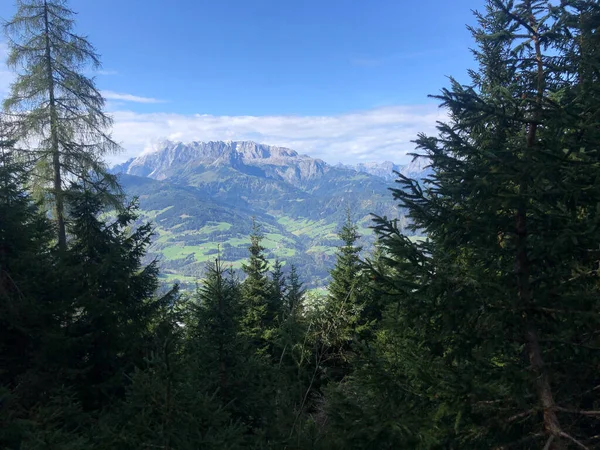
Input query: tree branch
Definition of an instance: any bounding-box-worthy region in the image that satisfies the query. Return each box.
[556,407,600,417]
[558,431,588,449]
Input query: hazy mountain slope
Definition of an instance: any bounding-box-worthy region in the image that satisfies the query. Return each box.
[337,158,432,181]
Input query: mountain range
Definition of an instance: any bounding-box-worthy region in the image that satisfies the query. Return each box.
[336,158,431,181]
[112,140,429,287]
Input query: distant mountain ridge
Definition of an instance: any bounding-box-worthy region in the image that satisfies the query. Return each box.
[114,140,330,187]
[111,140,429,287]
[337,158,432,181]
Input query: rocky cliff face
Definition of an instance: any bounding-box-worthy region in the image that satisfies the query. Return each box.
[116,140,330,186]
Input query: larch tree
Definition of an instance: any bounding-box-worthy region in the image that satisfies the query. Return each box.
[3,0,120,250]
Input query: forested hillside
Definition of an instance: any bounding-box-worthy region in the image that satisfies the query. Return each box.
[110,140,426,287]
[1,1,599,449]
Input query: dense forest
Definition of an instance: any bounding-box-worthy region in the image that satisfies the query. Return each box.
[1,0,599,448]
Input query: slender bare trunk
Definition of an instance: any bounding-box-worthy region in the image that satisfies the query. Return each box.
[43,0,65,250]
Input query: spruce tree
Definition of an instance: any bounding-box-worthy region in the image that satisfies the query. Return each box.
[62,189,174,411]
[3,0,120,250]
[189,257,242,395]
[192,246,277,437]
[240,221,271,349]
[99,309,245,450]
[285,264,305,318]
[328,213,362,310]
[371,1,600,447]
[321,213,368,381]
[0,116,57,385]
[269,258,286,322]
[0,118,77,449]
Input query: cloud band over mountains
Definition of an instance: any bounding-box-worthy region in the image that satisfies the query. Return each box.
[1,41,444,165]
[111,105,445,165]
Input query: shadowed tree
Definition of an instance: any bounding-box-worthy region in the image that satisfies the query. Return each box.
[369,0,600,447]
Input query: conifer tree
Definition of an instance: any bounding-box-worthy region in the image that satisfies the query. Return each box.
[189,257,241,394]
[99,311,245,450]
[62,189,174,410]
[285,264,305,318]
[189,247,277,437]
[0,119,77,448]
[240,221,271,349]
[371,1,600,447]
[321,213,368,381]
[269,258,286,320]
[3,0,120,250]
[328,213,362,310]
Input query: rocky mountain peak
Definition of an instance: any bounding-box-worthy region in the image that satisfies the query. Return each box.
[114,140,329,184]
[112,140,430,185]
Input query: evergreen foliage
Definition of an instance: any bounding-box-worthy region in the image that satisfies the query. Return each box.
[285,264,305,318]
[62,189,176,410]
[240,221,272,350]
[368,0,600,447]
[2,0,599,448]
[269,258,286,323]
[4,0,120,249]
[189,257,241,394]
[320,213,368,381]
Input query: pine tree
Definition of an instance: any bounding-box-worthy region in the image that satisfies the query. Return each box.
[189,257,242,394]
[3,0,120,250]
[184,254,276,440]
[328,213,362,310]
[0,117,55,381]
[99,317,245,450]
[285,264,305,318]
[371,1,600,447]
[269,258,286,322]
[240,221,271,349]
[62,189,174,411]
[321,213,368,381]
[0,117,94,449]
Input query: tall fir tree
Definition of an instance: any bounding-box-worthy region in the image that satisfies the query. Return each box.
[3,0,120,250]
[321,212,368,381]
[269,258,286,321]
[285,264,305,319]
[0,117,85,449]
[370,1,600,447]
[97,296,246,450]
[187,257,278,441]
[188,257,242,395]
[240,221,272,350]
[62,189,175,411]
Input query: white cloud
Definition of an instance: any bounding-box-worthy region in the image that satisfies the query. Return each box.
[101,90,164,104]
[109,105,445,165]
[0,40,445,167]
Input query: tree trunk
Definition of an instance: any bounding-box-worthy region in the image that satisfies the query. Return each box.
[43,0,66,250]
[518,3,563,448]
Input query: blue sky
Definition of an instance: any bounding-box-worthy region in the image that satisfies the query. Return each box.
[0,0,486,163]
